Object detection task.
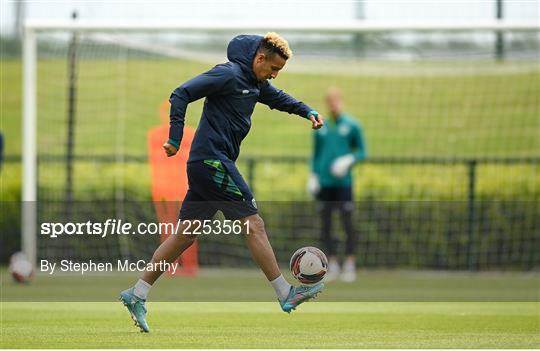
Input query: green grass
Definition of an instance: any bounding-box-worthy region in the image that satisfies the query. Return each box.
[2,302,539,348]
[2,58,539,202]
[2,268,539,302]
[2,55,539,348]
[2,58,539,158]
[2,268,539,348]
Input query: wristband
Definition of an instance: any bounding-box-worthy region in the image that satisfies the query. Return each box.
[307,110,319,121]
[167,139,180,149]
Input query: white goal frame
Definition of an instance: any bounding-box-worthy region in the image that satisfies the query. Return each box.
[22,19,539,266]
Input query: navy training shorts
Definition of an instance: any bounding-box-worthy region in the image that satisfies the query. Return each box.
[179,159,258,220]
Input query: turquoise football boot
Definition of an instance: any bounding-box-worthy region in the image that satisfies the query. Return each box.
[280,283,324,313]
[119,288,150,332]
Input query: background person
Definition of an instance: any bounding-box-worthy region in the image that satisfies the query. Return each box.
[309,86,366,282]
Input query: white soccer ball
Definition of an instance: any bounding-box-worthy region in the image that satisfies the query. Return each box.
[9,252,34,283]
[289,246,328,285]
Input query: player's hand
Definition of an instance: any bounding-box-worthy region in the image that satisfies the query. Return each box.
[307,173,321,196]
[331,154,355,178]
[163,142,178,157]
[310,114,324,130]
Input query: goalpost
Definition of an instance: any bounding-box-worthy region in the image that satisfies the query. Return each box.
[22,19,539,269]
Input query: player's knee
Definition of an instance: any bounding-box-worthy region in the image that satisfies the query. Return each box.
[177,221,199,243]
[342,201,355,212]
[245,214,265,235]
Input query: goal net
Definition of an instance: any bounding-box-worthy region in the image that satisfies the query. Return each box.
[18,21,539,271]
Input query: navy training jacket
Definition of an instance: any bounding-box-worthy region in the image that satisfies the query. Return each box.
[168,34,313,165]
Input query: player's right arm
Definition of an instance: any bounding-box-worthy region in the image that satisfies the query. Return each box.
[165,64,234,157]
[307,131,323,196]
[311,131,322,174]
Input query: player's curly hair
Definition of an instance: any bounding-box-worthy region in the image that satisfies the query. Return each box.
[257,32,293,60]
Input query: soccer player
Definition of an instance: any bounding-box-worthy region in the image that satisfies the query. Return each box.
[121,32,325,332]
[308,86,366,282]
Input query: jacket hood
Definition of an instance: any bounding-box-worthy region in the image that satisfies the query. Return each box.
[227,34,263,77]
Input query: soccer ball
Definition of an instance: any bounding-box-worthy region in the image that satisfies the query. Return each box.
[9,252,34,283]
[289,246,328,285]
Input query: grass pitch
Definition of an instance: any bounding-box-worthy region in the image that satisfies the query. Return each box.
[1,55,539,348]
[1,269,539,348]
[2,58,539,202]
[2,302,538,348]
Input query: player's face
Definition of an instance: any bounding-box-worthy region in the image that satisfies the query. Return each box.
[326,93,343,118]
[252,53,286,81]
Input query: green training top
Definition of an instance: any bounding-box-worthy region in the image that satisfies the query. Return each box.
[312,113,366,187]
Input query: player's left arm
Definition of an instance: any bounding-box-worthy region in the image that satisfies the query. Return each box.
[330,121,366,178]
[258,82,324,129]
[350,122,367,161]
